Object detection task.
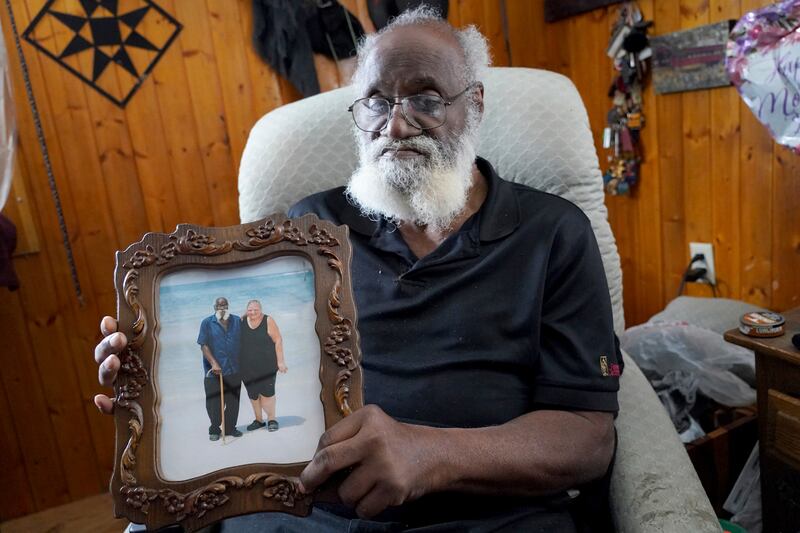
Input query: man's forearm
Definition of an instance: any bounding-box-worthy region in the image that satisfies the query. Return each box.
[300,405,616,518]
[418,409,615,497]
[201,345,219,369]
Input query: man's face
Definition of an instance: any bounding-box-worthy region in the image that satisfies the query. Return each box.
[214,298,230,320]
[346,24,484,230]
[358,25,470,151]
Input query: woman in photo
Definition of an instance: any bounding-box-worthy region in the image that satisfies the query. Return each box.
[240,299,287,432]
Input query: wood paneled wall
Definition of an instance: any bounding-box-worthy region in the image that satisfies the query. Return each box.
[500,0,799,326]
[0,0,797,521]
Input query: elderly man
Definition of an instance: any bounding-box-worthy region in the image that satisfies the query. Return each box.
[198,297,243,440]
[95,7,622,532]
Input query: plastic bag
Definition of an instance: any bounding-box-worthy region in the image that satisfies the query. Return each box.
[620,321,756,407]
[725,443,762,533]
[651,370,697,430]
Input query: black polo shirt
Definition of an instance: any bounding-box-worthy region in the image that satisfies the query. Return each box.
[288,157,622,429]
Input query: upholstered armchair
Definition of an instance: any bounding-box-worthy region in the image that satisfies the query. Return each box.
[238,67,722,533]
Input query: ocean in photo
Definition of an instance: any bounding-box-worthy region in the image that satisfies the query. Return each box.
[156,257,325,481]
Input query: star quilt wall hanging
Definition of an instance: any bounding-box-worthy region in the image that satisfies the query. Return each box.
[24,0,181,107]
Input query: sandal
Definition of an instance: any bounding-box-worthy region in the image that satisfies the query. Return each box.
[247,420,266,431]
[267,419,279,432]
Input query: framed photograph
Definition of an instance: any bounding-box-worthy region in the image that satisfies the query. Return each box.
[110,214,363,531]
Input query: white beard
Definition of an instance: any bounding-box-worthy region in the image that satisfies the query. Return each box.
[215,309,230,321]
[346,105,480,232]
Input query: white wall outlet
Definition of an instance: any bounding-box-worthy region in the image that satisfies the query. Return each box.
[689,242,716,285]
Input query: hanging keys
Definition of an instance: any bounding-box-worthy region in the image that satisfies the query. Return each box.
[602,1,651,196]
[626,112,642,130]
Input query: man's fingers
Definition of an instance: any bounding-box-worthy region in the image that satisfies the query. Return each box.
[99,354,120,387]
[94,332,127,365]
[314,407,367,453]
[336,463,378,508]
[94,394,115,414]
[354,484,396,519]
[300,439,362,493]
[100,316,118,337]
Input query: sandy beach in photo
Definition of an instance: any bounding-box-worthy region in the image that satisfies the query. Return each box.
[156,258,325,481]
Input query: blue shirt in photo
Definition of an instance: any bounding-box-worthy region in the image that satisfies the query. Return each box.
[197,314,241,376]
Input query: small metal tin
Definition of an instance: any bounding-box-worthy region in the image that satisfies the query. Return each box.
[739,311,785,338]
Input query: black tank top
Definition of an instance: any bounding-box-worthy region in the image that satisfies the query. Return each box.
[240,316,278,375]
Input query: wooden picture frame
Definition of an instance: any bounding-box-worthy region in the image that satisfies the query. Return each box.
[110,214,363,531]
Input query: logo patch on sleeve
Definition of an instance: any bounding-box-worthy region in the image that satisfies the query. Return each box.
[600,356,609,376]
[600,356,621,377]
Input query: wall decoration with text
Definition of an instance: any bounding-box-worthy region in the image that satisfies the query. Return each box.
[651,21,734,95]
[23,0,181,107]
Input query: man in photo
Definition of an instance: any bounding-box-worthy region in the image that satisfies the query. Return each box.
[197,297,243,441]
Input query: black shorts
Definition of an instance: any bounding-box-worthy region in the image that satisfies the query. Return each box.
[244,372,277,399]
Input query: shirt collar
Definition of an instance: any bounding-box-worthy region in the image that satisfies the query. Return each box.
[343,156,521,242]
[475,157,520,242]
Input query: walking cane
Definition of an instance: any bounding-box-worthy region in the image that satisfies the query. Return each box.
[219,371,226,444]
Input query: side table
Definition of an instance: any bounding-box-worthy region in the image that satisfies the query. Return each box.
[725,307,800,533]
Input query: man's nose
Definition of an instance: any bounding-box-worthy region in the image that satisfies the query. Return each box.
[383,103,421,140]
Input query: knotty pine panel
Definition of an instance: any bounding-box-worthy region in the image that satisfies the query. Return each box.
[709,0,742,300]
[773,145,800,311]
[680,0,713,298]
[631,0,665,322]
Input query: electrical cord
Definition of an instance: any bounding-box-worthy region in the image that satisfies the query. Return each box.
[676,253,717,298]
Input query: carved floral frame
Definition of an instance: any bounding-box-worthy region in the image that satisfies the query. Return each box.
[111,214,363,531]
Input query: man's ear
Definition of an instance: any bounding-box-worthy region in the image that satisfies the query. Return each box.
[474,82,485,116]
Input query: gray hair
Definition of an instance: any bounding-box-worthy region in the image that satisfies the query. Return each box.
[246,299,262,310]
[351,5,491,96]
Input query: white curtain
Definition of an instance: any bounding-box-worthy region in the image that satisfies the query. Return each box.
[0,22,16,211]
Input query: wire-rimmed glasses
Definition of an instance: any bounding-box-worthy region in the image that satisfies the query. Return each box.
[347,84,474,133]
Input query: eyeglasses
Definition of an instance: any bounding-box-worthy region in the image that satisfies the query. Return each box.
[347,84,474,133]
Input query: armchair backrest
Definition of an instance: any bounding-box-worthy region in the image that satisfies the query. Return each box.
[239,67,624,333]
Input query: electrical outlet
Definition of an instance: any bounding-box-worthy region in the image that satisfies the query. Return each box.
[689,242,716,285]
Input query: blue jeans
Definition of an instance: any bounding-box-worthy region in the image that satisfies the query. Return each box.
[217,504,577,532]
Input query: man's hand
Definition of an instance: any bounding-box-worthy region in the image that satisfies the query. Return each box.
[299,404,439,519]
[93,316,127,414]
[278,362,288,373]
[299,407,614,519]
[210,363,222,375]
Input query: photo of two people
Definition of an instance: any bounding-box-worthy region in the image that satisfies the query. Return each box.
[199,296,288,441]
[156,257,325,481]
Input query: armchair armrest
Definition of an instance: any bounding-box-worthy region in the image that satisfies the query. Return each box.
[612,351,721,533]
